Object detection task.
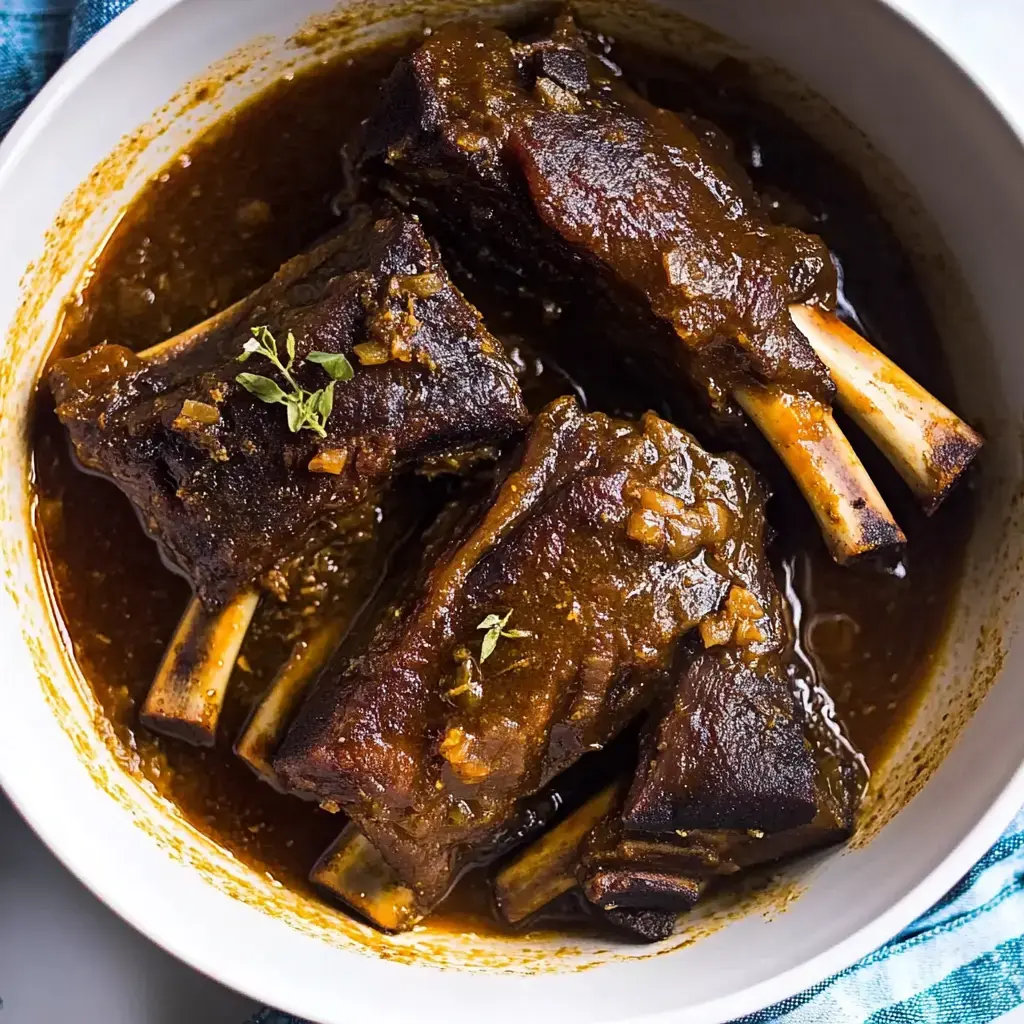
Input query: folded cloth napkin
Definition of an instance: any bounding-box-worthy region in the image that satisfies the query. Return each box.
[2,2,1023,1022]
[0,0,132,133]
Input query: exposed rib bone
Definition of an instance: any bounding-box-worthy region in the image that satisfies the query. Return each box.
[735,385,906,563]
[790,305,983,511]
[133,304,269,747]
[139,589,260,746]
[495,783,622,925]
[235,617,346,788]
[134,266,965,753]
[311,824,423,933]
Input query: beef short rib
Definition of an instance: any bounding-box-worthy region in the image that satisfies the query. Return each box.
[624,652,817,836]
[578,652,861,914]
[50,205,527,605]
[364,17,837,417]
[276,396,780,915]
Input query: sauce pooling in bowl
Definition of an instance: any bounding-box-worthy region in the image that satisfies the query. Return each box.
[31,24,972,935]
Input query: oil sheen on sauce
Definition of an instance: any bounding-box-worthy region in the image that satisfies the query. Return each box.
[30,31,973,933]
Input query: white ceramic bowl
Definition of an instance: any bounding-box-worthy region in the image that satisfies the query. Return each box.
[1,1,1022,1022]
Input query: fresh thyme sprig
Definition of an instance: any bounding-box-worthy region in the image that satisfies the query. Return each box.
[477,610,532,663]
[236,326,353,437]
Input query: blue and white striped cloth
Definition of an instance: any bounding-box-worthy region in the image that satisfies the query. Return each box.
[0,0,132,133]
[738,809,1024,1023]
[3,2,1023,1021]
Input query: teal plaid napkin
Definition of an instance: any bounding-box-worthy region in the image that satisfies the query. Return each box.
[3,2,1022,1021]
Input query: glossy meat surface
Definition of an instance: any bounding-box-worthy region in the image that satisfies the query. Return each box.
[31,23,964,942]
[365,18,837,414]
[276,397,775,911]
[49,205,527,605]
[491,478,861,920]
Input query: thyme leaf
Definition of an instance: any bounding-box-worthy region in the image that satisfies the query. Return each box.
[235,326,351,437]
[236,372,287,405]
[307,350,355,381]
[476,610,532,663]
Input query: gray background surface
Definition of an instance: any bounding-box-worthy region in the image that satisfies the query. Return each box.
[0,791,258,1024]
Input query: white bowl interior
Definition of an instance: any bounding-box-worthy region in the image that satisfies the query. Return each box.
[0,1,1022,1022]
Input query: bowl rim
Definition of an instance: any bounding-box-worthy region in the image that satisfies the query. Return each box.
[1,0,1023,1021]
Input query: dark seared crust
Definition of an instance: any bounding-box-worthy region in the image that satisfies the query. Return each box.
[534,892,678,944]
[624,652,816,834]
[275,397,776,912]
[577,740,857,910]
[602,906,678,943]
[575,659,861,913]
[584,864,704,913]
[364,18,837,415]
[49,205,527,605]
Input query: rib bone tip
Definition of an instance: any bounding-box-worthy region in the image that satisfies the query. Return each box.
[141,589,260,747]
[790,304,983,512]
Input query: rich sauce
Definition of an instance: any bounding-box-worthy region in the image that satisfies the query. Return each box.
[30,27,972,932]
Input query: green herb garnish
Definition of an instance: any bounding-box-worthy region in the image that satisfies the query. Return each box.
[476,610,532,663]
[236,326,354,437]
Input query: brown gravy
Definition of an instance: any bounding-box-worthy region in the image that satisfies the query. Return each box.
[30,27,972,933]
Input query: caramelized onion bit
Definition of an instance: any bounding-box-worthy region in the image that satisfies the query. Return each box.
[439,726,490,783]
[535,76,583,113]
[308,448,349,475]
[627,508,667,547]
[664,515,704,560]
[173,398,221,429]
[702,500,731,544]
[639,486,688,518]
[353,340,390,365]
[629,488,731,559]
[699,585,766,649]
[399,271,444,298]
